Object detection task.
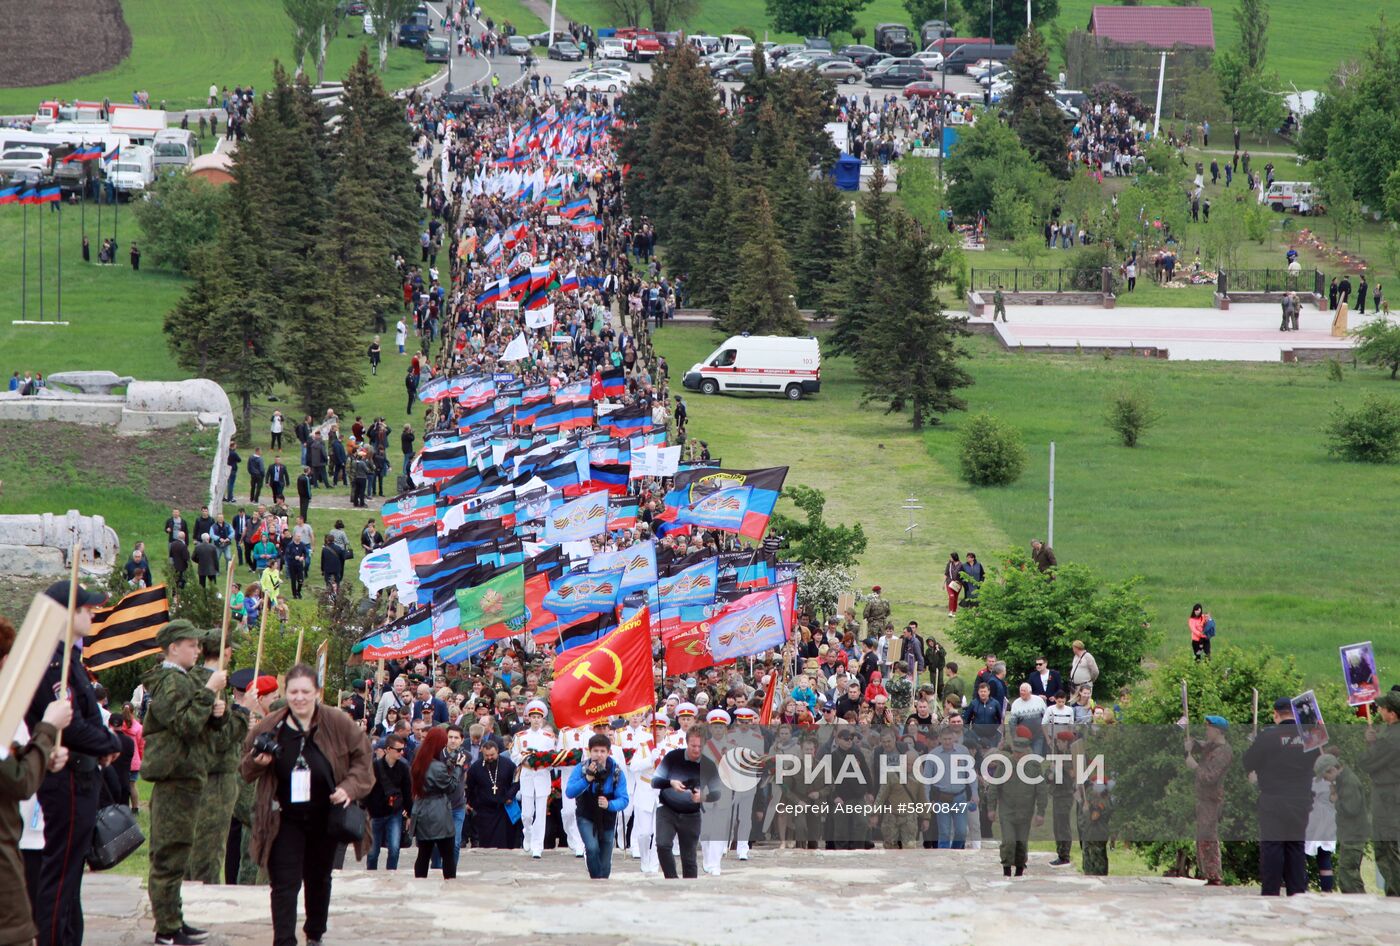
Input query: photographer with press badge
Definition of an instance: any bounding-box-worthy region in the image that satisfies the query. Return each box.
[565,733,630,879]
[240,665,372,946]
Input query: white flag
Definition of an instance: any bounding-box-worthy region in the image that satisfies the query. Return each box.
[501,331,530,362]
[525,304,555,329]
[630,444,682,478]
[358,539,413,595]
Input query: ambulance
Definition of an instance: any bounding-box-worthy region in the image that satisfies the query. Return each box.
[682,335,821,400]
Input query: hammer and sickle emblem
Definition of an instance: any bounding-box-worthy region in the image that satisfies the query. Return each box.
[572,647,623,703]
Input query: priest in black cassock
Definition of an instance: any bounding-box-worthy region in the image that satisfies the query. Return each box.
[465,740,519,848]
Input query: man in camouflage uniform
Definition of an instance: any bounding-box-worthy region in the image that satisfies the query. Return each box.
[862,586,891,637]
[984,725,1046,876]
[1315,753,1369,893]
[1186,715,1233,884]
[142,619,227,944]
[184,628,247,885]
[1076,776,1113,875]
[1362,690,1400,895]
[874,738,924,849]
[1047,730,1077,866]
[992,285,1008,322]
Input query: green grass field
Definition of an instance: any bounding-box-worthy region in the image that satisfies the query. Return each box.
[0,0,438,116]
[653,324,1400,684]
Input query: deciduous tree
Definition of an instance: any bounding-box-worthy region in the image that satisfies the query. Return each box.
[764,0,872,39]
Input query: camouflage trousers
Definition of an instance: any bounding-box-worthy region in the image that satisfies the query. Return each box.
[1080,840,1109,875]
[149,778,205,934]
[185,771,239,884]
[998,815,1032,869]
[881,812,920,849]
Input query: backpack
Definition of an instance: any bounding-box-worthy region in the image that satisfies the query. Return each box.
[1203,617,1216,639]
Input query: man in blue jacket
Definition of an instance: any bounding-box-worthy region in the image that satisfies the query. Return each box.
[567,732,630,879]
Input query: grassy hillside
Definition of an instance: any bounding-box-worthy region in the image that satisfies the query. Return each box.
[0,0,438,116]
[654,325,1400,685]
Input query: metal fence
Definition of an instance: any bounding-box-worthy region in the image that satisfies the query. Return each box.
[1217,269,1322,294]
[968,268,1107,293]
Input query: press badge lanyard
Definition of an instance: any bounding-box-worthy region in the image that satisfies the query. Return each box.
[287,716,311,805]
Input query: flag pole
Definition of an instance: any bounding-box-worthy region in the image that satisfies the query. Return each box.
[39,195,44,321]
[21,199,28,321]
[217,558,235,671]
[251,593,270,683]
[55,540,81,749]
[56,199,62,320]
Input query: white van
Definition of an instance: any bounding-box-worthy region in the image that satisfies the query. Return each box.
[152,128,199,171]
[683,335,821,400]
[108,144,155,196]
[721,33,755,52]
[1265,181,1316,213]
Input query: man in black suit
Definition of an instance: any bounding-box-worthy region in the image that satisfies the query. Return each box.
[26,581,122,946]
[247,448,266,502]
[267,456,289,504]
[231,507,253,567]
[192,505,215,547]
[1026,656,1063,700]
[296,466,313,523]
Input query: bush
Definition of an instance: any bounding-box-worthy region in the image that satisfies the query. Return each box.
[1324,394,1400,463]
[958,412,1028,486]
[128,172,226,273]
[1106,388,1161,447]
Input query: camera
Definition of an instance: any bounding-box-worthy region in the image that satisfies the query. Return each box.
[252,732,282,760]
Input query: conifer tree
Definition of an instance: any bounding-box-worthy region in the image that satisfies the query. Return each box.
[687,149,741,312]
[720,189,808,338]
[855,213,972,428]
[827,164,897,357]
[793,178,851,309]
[1006,27,1069,179]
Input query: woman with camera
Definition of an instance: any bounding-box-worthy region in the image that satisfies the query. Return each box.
[240,664,373,946]
[408,727,459,878]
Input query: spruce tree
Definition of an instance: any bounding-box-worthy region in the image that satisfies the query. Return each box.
[340,46,419,254]
[719,189,808,338]
[827,164,896,357]
[332,113,404,326]
[282,249,366,415]
[687,149,741,312]
[856,213,973,429]
[793,178,851,310]
[1006,27,1069,179]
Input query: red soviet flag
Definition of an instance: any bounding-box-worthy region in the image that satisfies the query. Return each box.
[662,617,720,676]
[550,605,655,728]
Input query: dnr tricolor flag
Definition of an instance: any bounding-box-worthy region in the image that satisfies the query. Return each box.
[82,585,170,672]
[662,467,788,540]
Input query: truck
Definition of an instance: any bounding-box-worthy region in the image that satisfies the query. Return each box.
[152,128,200,171]
[683,335,821,400]
[108,144,155,197]
[874,23,916,57]
[920,20,955,47]
[398,12,432,48]
[31,100,107,130]
[615,27,663,61]
[107,106,168,146]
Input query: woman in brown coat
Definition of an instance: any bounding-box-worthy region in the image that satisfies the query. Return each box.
[240,664,373,946]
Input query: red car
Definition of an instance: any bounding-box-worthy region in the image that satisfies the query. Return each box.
[902,82,953,99]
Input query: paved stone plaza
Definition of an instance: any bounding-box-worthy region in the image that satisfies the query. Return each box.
[81,847,1400,945]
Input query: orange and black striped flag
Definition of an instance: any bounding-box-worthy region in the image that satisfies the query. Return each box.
[82,585,170,672]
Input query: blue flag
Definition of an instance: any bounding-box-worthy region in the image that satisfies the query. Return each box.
[543,567,625,617]
[707,591,787,662]
[589,539,657,591]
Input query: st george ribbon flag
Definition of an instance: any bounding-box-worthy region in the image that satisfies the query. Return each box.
[589,539,657,592]
[544,489,609,542]
[707,589,788,661]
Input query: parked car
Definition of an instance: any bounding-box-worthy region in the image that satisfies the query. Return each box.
[441,89,489,117]
[868,57,934,79]
[941,43,1017,74]
[527,29,571,45]
[836,44,883,68]
[152,128,200,171]
[816,60,864,84]
[0,146,52,178]
[599,37,628,59]
[766,43,805,62]
[714,61,756,81]
[707,53,751,74]
[505,34,532,56]
[720,33,755,53]
[563,72,632,94]
[548,41,584,61]
[424,36,450,63]
[804,36,832,51]
[867,63,924,87]
[689,34,721,54]
[902,81,954,100]
[913,50,944,70]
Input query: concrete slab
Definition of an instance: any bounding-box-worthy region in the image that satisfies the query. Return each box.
[968,303,1385,362]
[80,847,1400,946]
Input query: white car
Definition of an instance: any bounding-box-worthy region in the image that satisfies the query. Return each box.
[599,38,628,59]
[563,72,632,93]
[913,50,943,69]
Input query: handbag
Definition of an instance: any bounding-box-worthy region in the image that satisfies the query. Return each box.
[326,800,367,845]
[88,804,145,871]
[946,579,963,595]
